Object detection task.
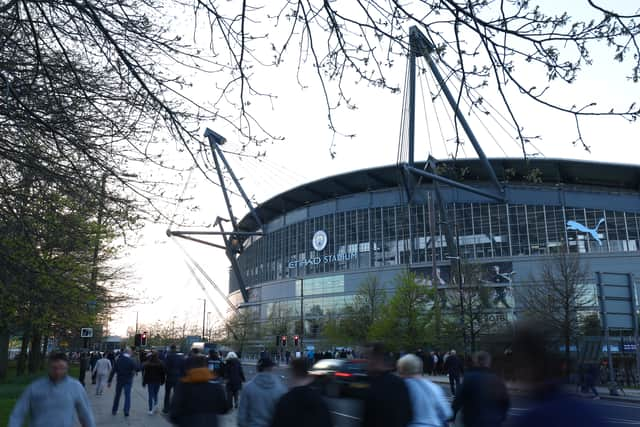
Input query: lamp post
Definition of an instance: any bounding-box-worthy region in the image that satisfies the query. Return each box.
[447,255,467,355]
[297,279,304,349]
[200,298,206,342]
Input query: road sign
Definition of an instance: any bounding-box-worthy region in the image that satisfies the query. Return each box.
[80,328,93,338]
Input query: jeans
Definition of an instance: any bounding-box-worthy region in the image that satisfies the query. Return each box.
[227,389,240,408]
[449,374,460,396]
[112,381,132,415]
[96,374,108,395]
[163,381,176,413]
[147,383,161,411]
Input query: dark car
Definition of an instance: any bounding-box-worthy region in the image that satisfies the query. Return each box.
[310,359,370,398]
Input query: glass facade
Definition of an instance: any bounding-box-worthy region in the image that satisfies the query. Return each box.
[236,201,640,289]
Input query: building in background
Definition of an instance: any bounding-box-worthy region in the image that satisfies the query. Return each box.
[228,158,640,344]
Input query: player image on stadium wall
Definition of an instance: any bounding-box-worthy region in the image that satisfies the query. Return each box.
[412,262,515,311]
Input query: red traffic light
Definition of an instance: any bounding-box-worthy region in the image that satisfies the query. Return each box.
[293,335,299,346]
[281,335,287,346]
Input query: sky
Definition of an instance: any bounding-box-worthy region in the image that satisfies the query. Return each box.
[108,1,640,337]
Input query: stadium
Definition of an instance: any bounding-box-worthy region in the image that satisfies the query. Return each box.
[227,157,640,341]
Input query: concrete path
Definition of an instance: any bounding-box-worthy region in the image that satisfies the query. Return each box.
[85,377,237,427]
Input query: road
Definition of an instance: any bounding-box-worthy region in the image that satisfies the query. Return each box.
[242,362,640,427]
[325,394,640,427]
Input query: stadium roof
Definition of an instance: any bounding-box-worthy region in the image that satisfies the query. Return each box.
[238,158,640,232]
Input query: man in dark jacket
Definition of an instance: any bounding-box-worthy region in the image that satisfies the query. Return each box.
[170,356,230,427]
[270,358,332,427]
[163,344,186,414]
[208,350,224,378]
[452,351,509,427]
[362,343,412,427]
[108,348,139,417]
[444,349,463,396]
[78,352,89,387]
[90,352,100,384]
[185,348,204,372]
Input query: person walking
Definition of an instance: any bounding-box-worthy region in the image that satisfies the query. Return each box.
[108,348,139,417]
[90,352,100,385]
[397,354,452,427]
[238,356,287,427]
[584,363,600,400]
[9,352,96,427]
[444,349,463,396]
[270,358,332,427]
[425,351,435,376]
[142,352,167,415]
[92,353,113,396]
[511,326,606,427]
[78,352,89,387]
[224,351,246,409]
[208,350,224,378]
[452,351,510,427]
[184,347,204,371]
[362,343,413,427]
[163,344,186,414]
[169,356,230,426]
[107,351,116,369]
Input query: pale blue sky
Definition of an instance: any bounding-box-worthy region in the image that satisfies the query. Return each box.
[110,0,640,336]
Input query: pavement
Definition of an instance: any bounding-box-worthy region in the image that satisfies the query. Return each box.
[425,374,640,404]
[85,376,238,427]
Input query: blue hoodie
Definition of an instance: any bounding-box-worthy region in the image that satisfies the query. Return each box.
[237,372,287,427]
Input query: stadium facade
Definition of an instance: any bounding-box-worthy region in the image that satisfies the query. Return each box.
[228,158,640,339]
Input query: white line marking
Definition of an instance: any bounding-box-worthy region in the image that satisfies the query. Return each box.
[331,411,362,421]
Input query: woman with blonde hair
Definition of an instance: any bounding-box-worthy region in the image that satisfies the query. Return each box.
[397,354,452,427]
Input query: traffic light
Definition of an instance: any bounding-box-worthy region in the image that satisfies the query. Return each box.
[134,333,142,347]
[141,332,147,346]
[281,335,287,347]
[294,335,299,346]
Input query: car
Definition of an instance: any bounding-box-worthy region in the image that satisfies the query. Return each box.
[309,359,370,398]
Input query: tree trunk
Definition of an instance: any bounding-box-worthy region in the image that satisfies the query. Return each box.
[16,332,30,376]
[0,330,10,380]
[40,333,48,370]
[28,330,42,373]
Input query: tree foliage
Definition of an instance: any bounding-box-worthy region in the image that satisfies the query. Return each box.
[0,171,132,378]
[369,270,436,351]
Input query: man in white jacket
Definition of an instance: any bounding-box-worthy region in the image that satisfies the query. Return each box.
[92,353,113,396]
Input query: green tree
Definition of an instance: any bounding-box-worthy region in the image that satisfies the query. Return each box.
[321,275,386,345]
[370,270,436,352]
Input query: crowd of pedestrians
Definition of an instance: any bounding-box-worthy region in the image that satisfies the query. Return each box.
[7,328,615,427]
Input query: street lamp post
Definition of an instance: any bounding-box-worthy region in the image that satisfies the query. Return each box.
[200,299,207,342]
[447,255,467,355]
